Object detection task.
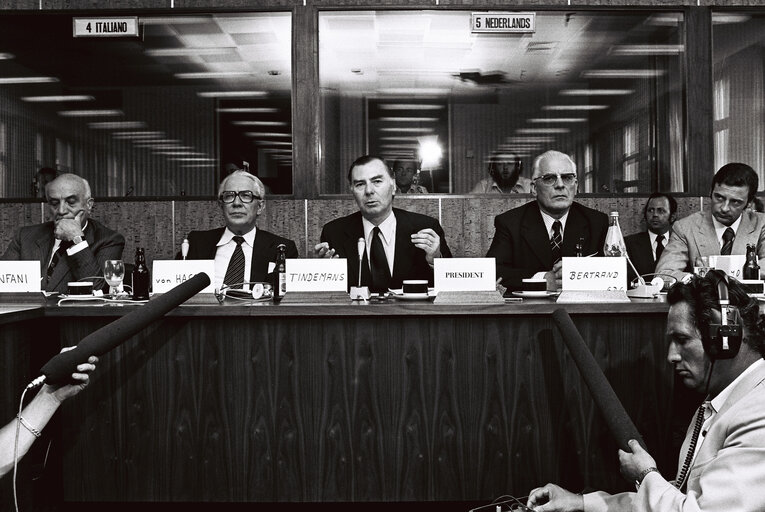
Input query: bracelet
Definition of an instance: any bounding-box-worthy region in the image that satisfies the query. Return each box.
[635,467,659,488]
[16,414,42,438]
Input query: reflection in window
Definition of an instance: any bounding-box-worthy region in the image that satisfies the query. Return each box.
[319,10,686,195]
[0,12,291,198]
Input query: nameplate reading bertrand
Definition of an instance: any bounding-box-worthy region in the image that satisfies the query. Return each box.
[0,261,41,292]
[285,259,347,292]
[434,258,496,292]
[561,256,627,291]
[152,260,215,294]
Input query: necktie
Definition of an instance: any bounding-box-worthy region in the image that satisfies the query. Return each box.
[674,401,709,489]
[46,240,72,285]
[370,227,391,293]
[550,220,562,264]
[721,227,735,256]
[223,236,246,288]
[655,234,665,262]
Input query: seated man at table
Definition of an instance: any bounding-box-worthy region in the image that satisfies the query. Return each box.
[486,150,608,291]
[656,162,765,283]
[470,151,531,194]
[526,271,765,512]
[625,193,677,283]
[314,155,452,292]
[184,170,298,290]
[1,173,124,294]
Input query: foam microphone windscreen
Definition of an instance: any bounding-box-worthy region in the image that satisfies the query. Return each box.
[551,308,646,451]
[40,272,210,385]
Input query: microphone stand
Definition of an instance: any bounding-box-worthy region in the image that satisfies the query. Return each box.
[625,254,661,298]
[350,237,370,301]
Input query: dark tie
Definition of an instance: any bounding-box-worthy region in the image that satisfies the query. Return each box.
[674,402,709,490]
[370,227,391,293]
[655,234,665,262]
[550,220,562,264]
[46,240,72,285]
[721,227,735,256]
[223,236,246,288]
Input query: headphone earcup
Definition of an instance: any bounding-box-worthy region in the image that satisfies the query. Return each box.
[706,271,743,360]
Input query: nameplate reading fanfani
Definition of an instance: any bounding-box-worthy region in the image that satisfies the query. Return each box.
[0,261,41,292]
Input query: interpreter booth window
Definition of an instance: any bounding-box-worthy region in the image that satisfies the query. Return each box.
[319,10,686,195]
[712,12,765,182]
[0,12,292,198]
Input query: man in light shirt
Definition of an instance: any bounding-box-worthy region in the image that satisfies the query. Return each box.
[657,163,765,282]
[184,170,298,290]
[526,271,765,512]
[314,155,451,292]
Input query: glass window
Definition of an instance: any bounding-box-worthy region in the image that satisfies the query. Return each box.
[0,12,292,198]
[319,10,686,195]
[712,12,764,180]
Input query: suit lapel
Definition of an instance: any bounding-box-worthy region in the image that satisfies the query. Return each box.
[250,230,267,282]
[697,214,719,255]
[522,204,553,268]
[561,205,589,255]
[732,212,756,255]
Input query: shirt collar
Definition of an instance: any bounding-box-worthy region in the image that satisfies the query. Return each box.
[539,208,570,237]
[217,226,257,247]
[712,215,742,244]
[710,358,765,413]
[362,211,396,245]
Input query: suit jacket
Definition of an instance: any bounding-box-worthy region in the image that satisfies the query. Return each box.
[656,210,765,282]
[319,208,452,289]
[184,227,299,283]
[624,231,665,283]
[486,201,609,290]
[0,218,125,293]
[583,360,765,512]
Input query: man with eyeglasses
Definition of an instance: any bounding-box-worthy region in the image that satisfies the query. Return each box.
[656,163,765,283]
[1,172,125,293]
[183,170,298,290]
[486,150,608,291]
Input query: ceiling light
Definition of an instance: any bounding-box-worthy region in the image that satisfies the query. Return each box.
[231,121,288,127]
[179,164,216,168]
[136,144,193,150]
[88,121,146,129]
[176,71,254,79]
[376,88,450,95]
[378,104,445,110]
[581,69,665,79]
[112,131,166,139]
[254,141,292,146]
[542,105,608,111]
[217,107,279,113]
[169,157,217,162]
[516,128,570,134]
[378,117,439,122]
[712,14,752,24]
[506,136,555,143]
[133,140,183,146]
[0,76,59,85]
[608,44,684,55]
[528,118,587,123]
[58,109,124,117]
[559,89,634,96]
[243,132,291,138]
[198,91,268,98]
[379,127,434,133]
[146,48,236,57]
[153,151,207,156]
[21,95,95,102]
[0,53,14,59]
[380,136,419,141]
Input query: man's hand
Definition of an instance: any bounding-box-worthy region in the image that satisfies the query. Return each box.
[411,228,441,265]
[526,483,584,512]
[618,439,658,484]
[53,209,85,242]
[544,261,563,291]
[314,242,337,259]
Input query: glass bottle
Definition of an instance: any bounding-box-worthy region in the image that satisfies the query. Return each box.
[603,211,627,257]
[743,243,760,280]
[132,247,150,300]
[273,244,287,303]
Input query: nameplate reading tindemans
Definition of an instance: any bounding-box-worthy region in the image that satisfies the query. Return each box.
[471,12,535,33]
[285,259,347,292]
[73,17,139,38]
[152,260,215,294]
[0,261,41,292]
[561,257,627,291]
[434,258,496,292]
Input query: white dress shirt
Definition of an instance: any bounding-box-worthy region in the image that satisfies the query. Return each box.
[214,227,257,290]
[362,213,396,276]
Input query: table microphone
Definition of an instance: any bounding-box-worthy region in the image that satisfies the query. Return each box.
[181,238,189,260]
[357,237,364,288]
[31,272,210,388]
[551,308,646,452]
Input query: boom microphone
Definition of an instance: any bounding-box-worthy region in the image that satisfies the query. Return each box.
[35,272,210,387]
[551,308,645,452]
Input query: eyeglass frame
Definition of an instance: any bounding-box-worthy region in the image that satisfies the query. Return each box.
[533,173,578,187]
[218,190,263,204]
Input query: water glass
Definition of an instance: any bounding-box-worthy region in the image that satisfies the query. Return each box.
[104,259,125,295]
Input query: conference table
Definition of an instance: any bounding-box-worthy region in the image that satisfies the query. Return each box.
[0,292,691,509]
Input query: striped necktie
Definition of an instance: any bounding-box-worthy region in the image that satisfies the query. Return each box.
[721,228,735,256]
[223,236,246,288]
[550,220,562,264]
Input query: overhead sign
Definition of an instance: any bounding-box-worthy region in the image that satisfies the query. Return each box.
[471,12,535,33]
[73,17,139,38]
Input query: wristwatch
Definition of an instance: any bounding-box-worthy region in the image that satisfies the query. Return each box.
[72,235,84,245]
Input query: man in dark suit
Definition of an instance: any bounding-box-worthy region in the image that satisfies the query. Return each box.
[1,173,124,293]
[314,155,451,292]
[624,193,677,283]
[486,150,609,291]
[184,170,298,290]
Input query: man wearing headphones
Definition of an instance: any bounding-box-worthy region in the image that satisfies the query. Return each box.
[526,271,765,512]
[469,151,531,194]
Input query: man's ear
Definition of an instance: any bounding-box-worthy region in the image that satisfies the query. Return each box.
[86,197,95,212]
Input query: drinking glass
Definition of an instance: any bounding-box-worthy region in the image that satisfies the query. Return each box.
[104,260,125,296]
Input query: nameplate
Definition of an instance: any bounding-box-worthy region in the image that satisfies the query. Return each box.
[285,259,347,292]
[0,261,41,292]
[708,255,746,279]
[434,258,496,291]
[561,257,627,291]
[152,260,215,294]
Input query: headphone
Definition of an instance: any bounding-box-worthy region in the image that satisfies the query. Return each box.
[704,270,743,360]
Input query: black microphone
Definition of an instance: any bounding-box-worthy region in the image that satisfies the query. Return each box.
[34,272,210,387]
[551,308,646,451]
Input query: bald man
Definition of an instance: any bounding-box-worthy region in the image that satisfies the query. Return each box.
[1,173,125,293]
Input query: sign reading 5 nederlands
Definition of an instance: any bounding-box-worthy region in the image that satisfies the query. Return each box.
[471,12,535,33]
[73,17,139,38]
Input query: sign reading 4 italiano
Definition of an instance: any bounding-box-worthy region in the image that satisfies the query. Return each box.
[73,17,139,38]
[471,12,535,33]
